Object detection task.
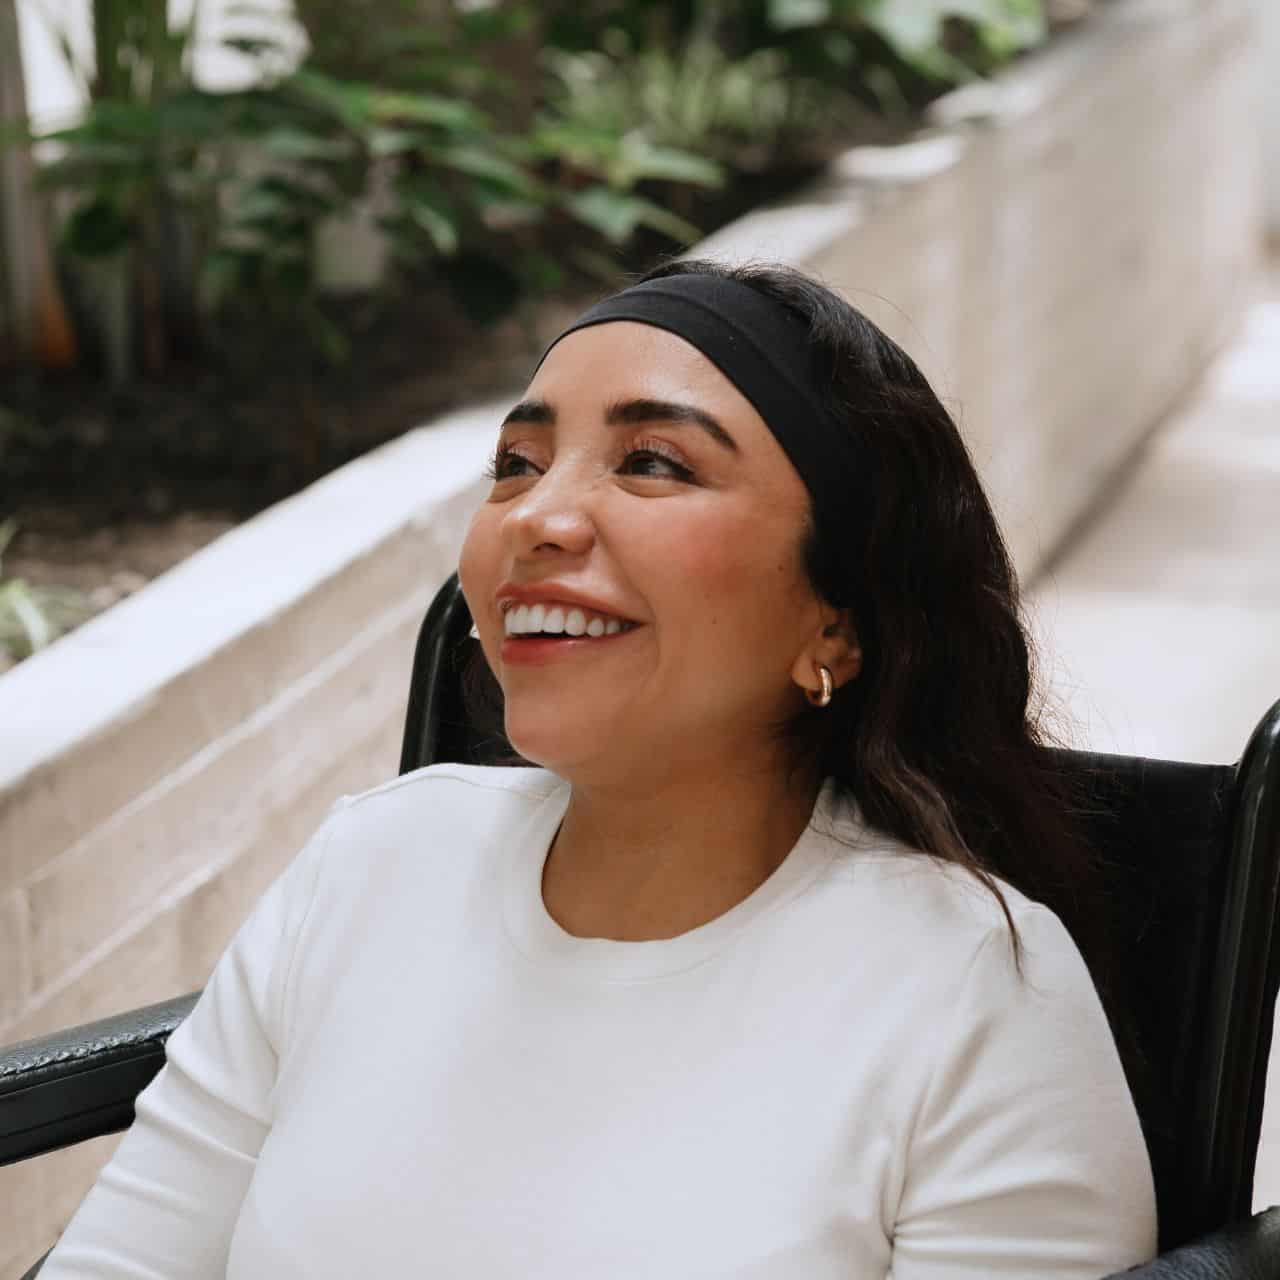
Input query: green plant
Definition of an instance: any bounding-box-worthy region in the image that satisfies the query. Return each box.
[20,0,220,385]
[527,0,1048,257]
[0,520,90,663]
[201,66,508,363]
[33,89,233,379]
[209,4,725,338]
[535,1,1047,101]
[20,2,536,373]
[9,0,1052,398]
[537,35,836,177]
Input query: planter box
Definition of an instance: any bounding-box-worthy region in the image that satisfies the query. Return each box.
[0,0,1261,1267]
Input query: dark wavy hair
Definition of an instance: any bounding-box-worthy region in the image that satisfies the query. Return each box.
[464,256,1120,1007]
[644,260,1115,969]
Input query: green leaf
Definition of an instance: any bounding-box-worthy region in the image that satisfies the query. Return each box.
[562,186,700,246]
[457,4,535,44]
[286,71,368,128]
[259,127,356,161]
[419,142,537,194]
[0,581,54,655]
[562,187,639,243]
[767,0,832,31]
[34,135,140,167]
[0,517,17,565]
[367,127,426,157]
[231,174,338,221]
[613,136,723,188]
[405,197,460,255]
[365,89,484,130]
[528,120,614,167]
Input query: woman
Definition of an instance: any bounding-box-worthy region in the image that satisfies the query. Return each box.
[42,260,1157,1277]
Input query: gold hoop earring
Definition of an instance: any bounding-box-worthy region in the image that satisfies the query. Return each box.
[806,665,833,709]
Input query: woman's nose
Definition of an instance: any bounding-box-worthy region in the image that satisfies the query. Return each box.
[502,465,595,558]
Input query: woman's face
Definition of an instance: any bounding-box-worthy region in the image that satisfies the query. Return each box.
[458,320,846,784]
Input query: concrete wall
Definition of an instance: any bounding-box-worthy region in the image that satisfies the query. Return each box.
[1259,0,1280,239]
[0,0,1263,1270]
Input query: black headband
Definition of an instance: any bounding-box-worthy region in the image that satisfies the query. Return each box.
[536,273,860,549]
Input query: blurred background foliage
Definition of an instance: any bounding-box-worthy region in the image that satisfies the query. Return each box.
[0,516,89,664]
[1,0,1057,528]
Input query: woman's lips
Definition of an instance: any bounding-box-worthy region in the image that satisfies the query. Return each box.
[500,626,642,666]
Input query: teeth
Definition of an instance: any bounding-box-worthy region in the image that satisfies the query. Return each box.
[504,602,634,637]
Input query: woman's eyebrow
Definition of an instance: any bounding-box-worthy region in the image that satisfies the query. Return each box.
[499,397,738,453]
[607,398,739,452]
[500,399,555,427]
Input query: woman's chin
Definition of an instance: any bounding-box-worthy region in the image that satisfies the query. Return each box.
[503,722,608,775]
[501,721,596,768]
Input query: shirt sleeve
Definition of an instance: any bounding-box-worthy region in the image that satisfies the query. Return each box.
[888,904,1159,1280]
[39,800,345,1279]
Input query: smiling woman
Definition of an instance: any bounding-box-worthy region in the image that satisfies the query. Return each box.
[40,262,1158,1279]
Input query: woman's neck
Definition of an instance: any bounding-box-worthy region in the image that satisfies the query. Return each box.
[540,763,823,942]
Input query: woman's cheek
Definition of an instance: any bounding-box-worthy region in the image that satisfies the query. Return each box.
[457,516,503,639]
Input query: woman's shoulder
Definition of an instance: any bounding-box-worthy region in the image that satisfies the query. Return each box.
[805,815,1096,1036]
[310,763,565,879]
[809,792,1069,967]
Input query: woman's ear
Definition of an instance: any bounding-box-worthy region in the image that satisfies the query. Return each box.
[824,608,863,687]
[791,607,862,696]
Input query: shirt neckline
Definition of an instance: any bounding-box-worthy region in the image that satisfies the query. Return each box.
[501,776,849,983]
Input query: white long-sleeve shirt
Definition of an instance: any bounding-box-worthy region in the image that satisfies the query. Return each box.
[43,764,1157,1278]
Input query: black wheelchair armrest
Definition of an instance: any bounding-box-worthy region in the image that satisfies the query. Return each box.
[0,991,200,1167]
[1104,1206,1280,1278]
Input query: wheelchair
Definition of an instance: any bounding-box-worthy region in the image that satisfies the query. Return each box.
[4,571,1280,1277]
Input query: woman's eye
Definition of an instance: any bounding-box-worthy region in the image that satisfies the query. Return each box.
[484,444,694,483]
[484,446,535,481]
[621,448,694,481]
